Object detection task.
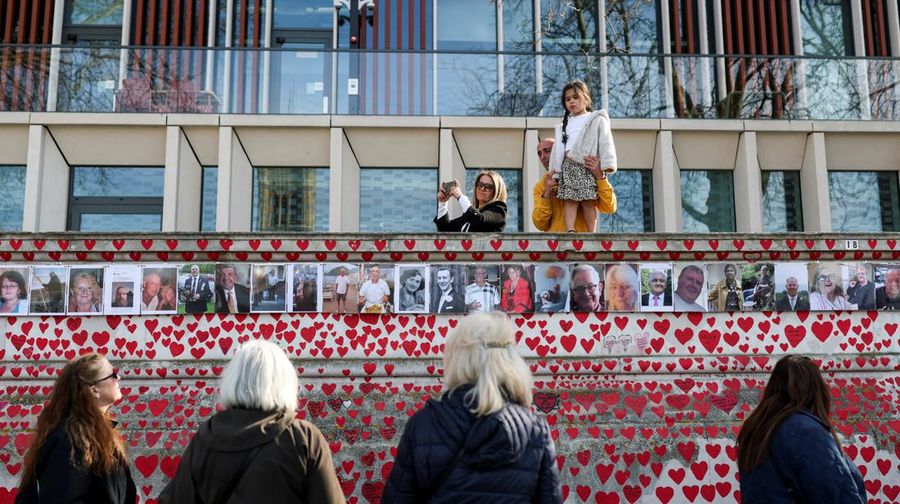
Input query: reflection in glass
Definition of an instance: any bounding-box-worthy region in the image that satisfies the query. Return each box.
[680,170,736,232]
[606,0,658,53]
[57,42,121,112]
[67,0,124,25]
[79,213,161,231]
[800,0,851,56]
[272,43,329,114]
[599,170,653,232]
[437,0,496,51]
[72,167,165,197]
[762,171,803,232]
[540,0,597,52]
[273,0,333,29]
[201,166,217,232]
[359,168,437,232]
[437,54,498,115]
[829,171,900,232]
[252,168,329,232]
[466,169,522,232]
[800,0,859,119]
[0,166,26,232]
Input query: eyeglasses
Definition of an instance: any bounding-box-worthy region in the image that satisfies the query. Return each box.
[572,284,598,295]
[94,370,119,385]
[475,182,495,191]
[818,274,834,282]
[1,283,18,290]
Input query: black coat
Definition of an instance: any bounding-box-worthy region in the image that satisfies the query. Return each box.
[16,426,136,504]
[214,284,250,313]
[430,288,466,314]
[434,201,507,233]
[775,291,810,311]
[383,385,562,503]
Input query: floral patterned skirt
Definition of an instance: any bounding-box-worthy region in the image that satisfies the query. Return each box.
[557,157,597,201]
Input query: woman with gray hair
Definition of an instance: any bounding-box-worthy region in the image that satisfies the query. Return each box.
[159,340,344,503]
[383,312,562,503]
[605,264,639,311]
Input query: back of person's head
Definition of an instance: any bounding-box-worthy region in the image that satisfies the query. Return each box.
[736,355,836,473]
[219,340,298,426]
[20,354,126,489]
[444,312,532,416]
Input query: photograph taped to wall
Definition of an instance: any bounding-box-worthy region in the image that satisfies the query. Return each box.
[177,264,216,314]
[214,264,251,314]
[808,263,849,311]
[359,264,394,314]
[605,263,639,312]
[29,266,68,315]
[673,263,708,312]
[500,264,535,314]
[395,265,429,314]
[534,264,570,313]
[323,263,359,313]
[640,263,672,312]
[872,263,900,310]
[741,263,775,311]
[464,264,501,313]
[251,264,287,313]
[141,265,179,315]
[104,265,141,315]
[773,263,810,312]
[289,264,322,313]
[842,262,875,310]
[706,263,743,312]
[0,266,29,316]
[569,264,605,313]
[430,265,466,314]
[68,266,104,315]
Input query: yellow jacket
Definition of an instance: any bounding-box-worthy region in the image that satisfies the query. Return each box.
[531,173,617,232]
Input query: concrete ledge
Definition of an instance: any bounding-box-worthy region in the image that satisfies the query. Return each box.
[220,114,331,127]
[660,118,745,131]
[166,114,221,126]
[742,120,815,132]
[30,112,168,125]
[811,120,900,133]
[440,116,527,129]
[333,115,441,128]
[0,112,31,124]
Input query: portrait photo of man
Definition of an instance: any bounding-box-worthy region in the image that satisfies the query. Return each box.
[430,265,466,314]
[178,264,214,314]
[214,264,251,314]
[874,264,900,310]
[141,266,178,314]
[640,264,673,312]
[774,263,811,312]
[673,264,707,312]
[465,265,501,313]
[103,265,140,314]
[359,264,394,313]
[569,264,604,312]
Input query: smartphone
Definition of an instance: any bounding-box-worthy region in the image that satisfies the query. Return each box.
[441,180,458,194]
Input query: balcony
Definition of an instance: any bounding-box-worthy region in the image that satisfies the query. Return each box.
[0,45,898,119]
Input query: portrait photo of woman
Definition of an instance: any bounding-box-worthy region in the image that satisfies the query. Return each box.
[396,265,428,313]
[0,268,28,315]
[67,268,104,315]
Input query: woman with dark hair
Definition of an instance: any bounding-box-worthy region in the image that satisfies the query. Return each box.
[737,355,866,503]
[434,171,508,232]
[0,270,27,314]
[17,353,135,503]
[397,269,426,312]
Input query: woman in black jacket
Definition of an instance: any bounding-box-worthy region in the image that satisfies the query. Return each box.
[434,171,508,232]
[383,312,562,503]
[17,353,136,504]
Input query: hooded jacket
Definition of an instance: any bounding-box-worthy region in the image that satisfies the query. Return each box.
[382,385,562,503]
[158,409,344,504]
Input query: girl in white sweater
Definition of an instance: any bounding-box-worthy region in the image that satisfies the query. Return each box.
[550,80,617,232]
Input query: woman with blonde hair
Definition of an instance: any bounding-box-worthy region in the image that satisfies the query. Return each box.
[737,355,865,503]
[17,353,135,503]
[67,272,102,313]
[383,312,562,503]
[159,340,344,503]
[809,265,850,310]
[605,264,639,311]
[434,171,509,232]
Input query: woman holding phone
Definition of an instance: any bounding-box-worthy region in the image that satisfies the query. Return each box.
[434,172,508,232]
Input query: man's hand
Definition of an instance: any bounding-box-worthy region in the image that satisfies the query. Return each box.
[584,155,604,179]
[467,301,482,311]
[541,176,559,199]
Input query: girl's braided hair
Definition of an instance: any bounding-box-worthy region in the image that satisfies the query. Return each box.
[560,80,594,147]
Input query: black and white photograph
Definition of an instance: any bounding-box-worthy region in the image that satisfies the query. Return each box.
[251,264,287,313]
[640,263,672,312]
[464,265,501,313]
[29,266,67,314]
[289,264,321,313]
[104,265,141,315]
[395,265,429,313]
[430,265,467,314]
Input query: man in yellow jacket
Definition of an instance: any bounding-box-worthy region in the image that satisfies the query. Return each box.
[532,138,617,232]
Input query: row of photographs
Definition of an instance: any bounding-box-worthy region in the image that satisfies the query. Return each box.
[1,262,898,316]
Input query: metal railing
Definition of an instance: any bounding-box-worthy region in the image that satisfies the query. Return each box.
[0,45,898,119]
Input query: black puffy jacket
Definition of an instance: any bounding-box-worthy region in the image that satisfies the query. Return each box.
[382,385,562,503]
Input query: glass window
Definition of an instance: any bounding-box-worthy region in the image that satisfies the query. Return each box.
[252,167,329,232]
[606,0,660,53]
[359,168,437,232]
[66,0,124,25]
[465,169,522,232]
[437,0,496,51]
[762,171,803,232]
[72,167,165,197]
[79,213,162,231]
[0,166,26,232]
[829,171,900,232]
[273,0,333,29]
[599,169,654,232]
[201,166,217,232]
[680,170,736,232]
[540,0,598,52]
[800,0,852,56]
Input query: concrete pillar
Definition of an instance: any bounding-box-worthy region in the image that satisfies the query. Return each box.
[23,126,68,232]
[800,132,831,232]
[438,128,466,220]
[216,127,253,232]
[330,128,360,232]
[733,132,763,232]
[163,126,203,232]
[653,130,679,232]
[523,130,541,232]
